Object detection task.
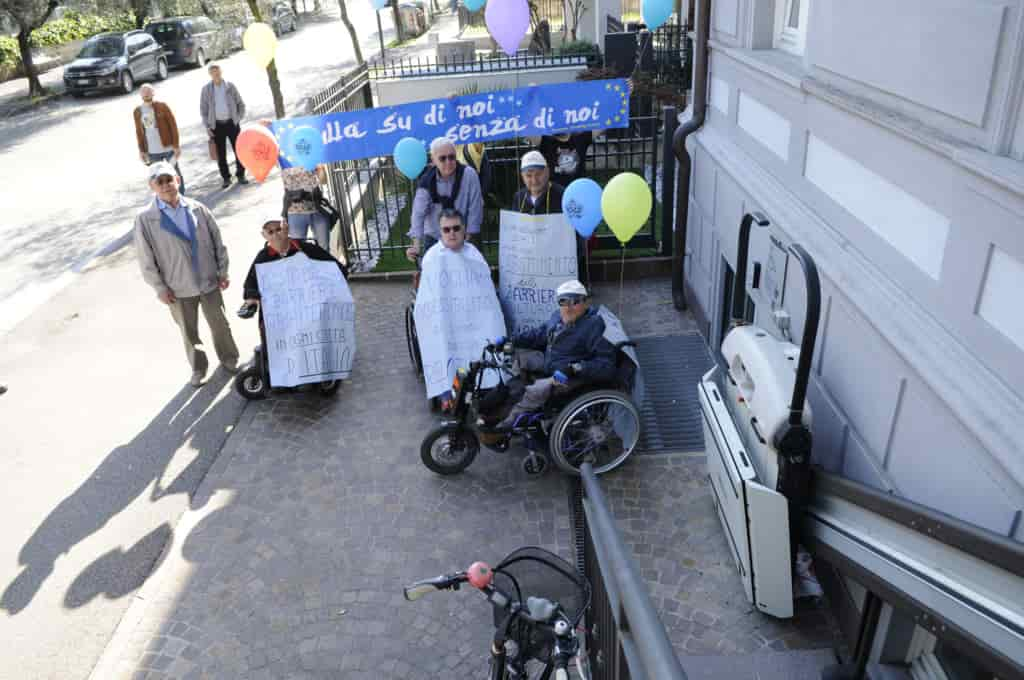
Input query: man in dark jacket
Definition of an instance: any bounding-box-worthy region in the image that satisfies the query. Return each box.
[493,280,616,430]
[242,219,347,303]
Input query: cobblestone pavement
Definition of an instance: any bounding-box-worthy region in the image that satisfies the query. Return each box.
[93,278,842,679]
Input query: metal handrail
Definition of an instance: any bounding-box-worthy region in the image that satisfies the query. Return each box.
[580,463,688,679]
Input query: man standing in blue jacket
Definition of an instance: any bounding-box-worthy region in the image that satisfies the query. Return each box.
[493,280,616,430]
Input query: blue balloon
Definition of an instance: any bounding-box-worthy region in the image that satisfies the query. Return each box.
[394,137,428,179]
[562,178,603,239]
[463,0,486,11]
[370,0,388,9]
[642,0,673,31]
[288,125,324,171]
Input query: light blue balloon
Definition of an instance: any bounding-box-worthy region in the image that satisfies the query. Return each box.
[370,0,388,9]
[642,0,673,31]
[394,137,428,179]
[562,178,603,239]
[464,0,486,11]
[288,125,324,171]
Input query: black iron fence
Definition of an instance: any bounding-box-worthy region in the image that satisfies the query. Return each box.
[309,62,372,115]
[366,50,600,79]
[321,95,668,273]
[621,0,641,17]
[573,463,688,679]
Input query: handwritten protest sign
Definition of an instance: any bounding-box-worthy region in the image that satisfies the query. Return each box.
[413,244,506,398]
[255,253,356,387]
[498,210,578,335]
[271,79,630,164]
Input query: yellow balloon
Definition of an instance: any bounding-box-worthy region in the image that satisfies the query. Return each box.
[601,172,653,244]
[243,22,278,68]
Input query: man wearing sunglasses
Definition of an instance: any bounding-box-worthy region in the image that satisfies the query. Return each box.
[242,219,348,305]
[134,162,240,387]
[406,137,483,263]
[491,280,616,431]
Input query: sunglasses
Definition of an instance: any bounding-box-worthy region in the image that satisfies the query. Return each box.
[557,297,585,307]
[153,176,176,185]
[441,224,463,234]
[436,154,456,162]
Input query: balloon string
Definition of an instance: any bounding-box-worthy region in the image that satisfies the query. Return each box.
[614,244,622,315]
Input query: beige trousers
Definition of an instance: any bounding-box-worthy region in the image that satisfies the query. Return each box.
[168,288,239,373]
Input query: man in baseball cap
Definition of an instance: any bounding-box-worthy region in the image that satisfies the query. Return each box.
[133,159,240,387]
[513,150,564,215]
[490,279,616,431]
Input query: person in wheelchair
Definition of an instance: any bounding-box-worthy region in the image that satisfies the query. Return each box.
[491,280,616,431]
[240,218,348,310]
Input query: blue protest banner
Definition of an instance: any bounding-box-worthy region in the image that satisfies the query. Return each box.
[271,78,630,165]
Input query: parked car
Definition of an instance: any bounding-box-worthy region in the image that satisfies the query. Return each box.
[270,3,298,36]
[63,31,167,97]
[145,16,229,69]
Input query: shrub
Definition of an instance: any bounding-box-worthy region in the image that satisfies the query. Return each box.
[556,39,597,56]
[28,9,137,49]
[0,36,19,69]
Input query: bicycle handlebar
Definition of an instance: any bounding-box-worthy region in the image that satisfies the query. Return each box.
[402,572,467,601]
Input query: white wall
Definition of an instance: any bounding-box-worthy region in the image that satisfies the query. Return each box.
[373,65,587,107]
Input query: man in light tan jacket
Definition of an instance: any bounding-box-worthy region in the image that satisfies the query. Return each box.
[134,162,240,387]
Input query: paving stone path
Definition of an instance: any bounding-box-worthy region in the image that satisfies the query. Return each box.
[95,278,841,679]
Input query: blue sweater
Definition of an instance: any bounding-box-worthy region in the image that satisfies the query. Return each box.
[513,308,617,382]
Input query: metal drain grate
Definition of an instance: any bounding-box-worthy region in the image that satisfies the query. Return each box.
[634,333,714,454]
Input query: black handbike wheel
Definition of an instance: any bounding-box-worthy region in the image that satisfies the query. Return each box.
[420,426,478,475]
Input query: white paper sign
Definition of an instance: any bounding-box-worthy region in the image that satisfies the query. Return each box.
[498,210,578,335]
[255,252,356,387]
[414,243,506,398]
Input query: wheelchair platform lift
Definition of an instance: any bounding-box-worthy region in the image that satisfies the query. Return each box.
[698,212,821,618]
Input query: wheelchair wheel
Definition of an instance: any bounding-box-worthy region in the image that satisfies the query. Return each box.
[420,425,479,475]
[405,303,423,375]
[548,389,640,475]
[235,366,268,401]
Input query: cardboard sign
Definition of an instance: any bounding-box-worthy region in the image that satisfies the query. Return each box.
[255,253,356,387]
[498,210,578,335]
[414,243,506,398]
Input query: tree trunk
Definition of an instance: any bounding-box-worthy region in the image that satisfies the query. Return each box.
[391,0,406,42]
[337,0,364,65]
[16,29,44,97]
[267,59,286,118]
[246,0,286,118]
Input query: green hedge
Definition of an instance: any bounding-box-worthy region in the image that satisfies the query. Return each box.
[0,10,138,69]
[29,9,137,49]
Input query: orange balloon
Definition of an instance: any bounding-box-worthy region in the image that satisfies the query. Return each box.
[236,124,279,182]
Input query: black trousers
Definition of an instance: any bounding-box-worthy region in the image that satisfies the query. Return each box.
[213,119,244,180]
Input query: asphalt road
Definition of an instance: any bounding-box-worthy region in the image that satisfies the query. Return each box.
[0,6,397,678]
[0,4,392,336]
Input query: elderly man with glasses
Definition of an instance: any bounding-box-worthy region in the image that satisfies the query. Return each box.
[134,161,240,387]
[406,137,484,262]
[241,218,348,307]
[490,280,616,431]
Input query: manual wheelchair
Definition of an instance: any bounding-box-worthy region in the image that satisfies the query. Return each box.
[419,338,641,477]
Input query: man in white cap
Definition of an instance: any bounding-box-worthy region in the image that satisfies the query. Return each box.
[513,150,564,215]
[490,279,616,431]
[134,161,240,387]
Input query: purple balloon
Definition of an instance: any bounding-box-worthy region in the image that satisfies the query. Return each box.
[485,0,530,57]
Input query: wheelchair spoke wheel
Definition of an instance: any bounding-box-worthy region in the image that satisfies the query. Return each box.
[420,426,479,475]
[405,304,423,375]
[549,389,640,475]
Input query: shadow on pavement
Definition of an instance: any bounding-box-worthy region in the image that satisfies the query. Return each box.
[0,372,235,615]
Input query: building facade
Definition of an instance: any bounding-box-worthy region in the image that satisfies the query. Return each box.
[683,0,1024,672]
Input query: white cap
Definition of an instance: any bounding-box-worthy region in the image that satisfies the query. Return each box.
[520,150,547,171]
[148,161,177,181]
[556,280,588,298]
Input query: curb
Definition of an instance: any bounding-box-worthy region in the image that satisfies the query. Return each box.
[346,256,675,283]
